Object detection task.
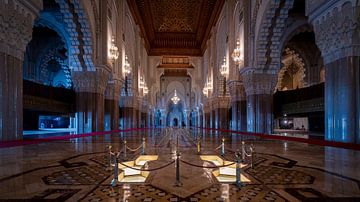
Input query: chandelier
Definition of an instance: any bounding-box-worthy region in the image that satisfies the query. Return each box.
[109,36,119,61]
[123,55,131,75]
[203,76,212,97]
[171,90,180,104]
[139,76,145,88]
[143,86,149,94]
[220,57,227,76]
[231,39,244,67]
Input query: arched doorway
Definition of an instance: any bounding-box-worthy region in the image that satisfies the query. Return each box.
[173,118,178,127]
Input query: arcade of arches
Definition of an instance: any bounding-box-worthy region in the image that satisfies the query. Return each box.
[0,0,360,201]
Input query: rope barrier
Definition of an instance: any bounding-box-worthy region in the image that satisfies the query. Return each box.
[125,144,142,152]
[118,160,175,171]
[180,159,235,169]
[214,144,222,150]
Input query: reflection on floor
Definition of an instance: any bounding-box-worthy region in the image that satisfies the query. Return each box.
[0,128,359,201]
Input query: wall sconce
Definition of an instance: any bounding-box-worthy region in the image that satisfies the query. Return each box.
[219,57,228,96]
[231,39,244,68]
[109,36,119,61]
[219,57,227,76]
[139,76,145,89]
[143,86,149,95]
[123,55,131,75]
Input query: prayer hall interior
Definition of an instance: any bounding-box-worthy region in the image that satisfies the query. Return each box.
[0,0,359,201]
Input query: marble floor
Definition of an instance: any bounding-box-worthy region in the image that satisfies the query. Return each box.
[0,128,359,201]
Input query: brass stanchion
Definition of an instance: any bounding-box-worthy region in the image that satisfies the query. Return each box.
[241,141,246,160]
[250,144,254,170]
[106,145,113,171]
[111,151,120,187]
[221,137,225,156]
[174,151,182,187]
[235,150,242,187]
[141,137,146,155]
[197,138,201,154]
[123,140,127,159]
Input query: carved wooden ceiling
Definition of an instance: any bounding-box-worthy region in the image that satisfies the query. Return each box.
[127,0,225,56]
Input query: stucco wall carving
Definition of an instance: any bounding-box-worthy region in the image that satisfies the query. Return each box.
[256,0,294,70]
[55,0,95,71]
[240,67,277,95]
[311,1,360,63]
[105,79,123,100]
[72,68,109,94]
[228,81,246,102]
[0,0,40,59]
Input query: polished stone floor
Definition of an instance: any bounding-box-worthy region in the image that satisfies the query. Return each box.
[0,128,359,201]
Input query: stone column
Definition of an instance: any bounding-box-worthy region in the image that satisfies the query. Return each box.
[105,79,123,131]
[204,104,211,128]
[185,110,191,128]
[0,0,41,141]
[309,1,360,143]
[229,81,247,131]
[72,69,109,133]
[214,97,230,130]
[241,68,277,134]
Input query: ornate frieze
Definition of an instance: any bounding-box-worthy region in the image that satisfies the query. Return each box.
[105,79,124,100]
[310,1,360,63]
[72,67,110,94]
[0,0,41,59]
[212,96,231,109]
[228,80,246,102]
[240,67,278,95]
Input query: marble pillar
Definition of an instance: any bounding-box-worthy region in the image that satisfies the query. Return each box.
[204,112,210,128]
[104,80,122,131]
[231,100,247,131]
[309,2,360,143]
[211,110,216,129]
[246,94,273,133]
[122,107,134,129]
[241,69,277,134]
[0,53,23,140]
[104,99,119,131]
[76,92,105,133]
[229,82,247,131]
[324,57,359,143]
[72,70,109,133]
[0,0,41,140]
[217,108,229,129]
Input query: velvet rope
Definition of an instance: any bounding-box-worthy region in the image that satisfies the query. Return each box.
[0,128,152,148]
[180,159,236,168]
[118,160,175,171]
[197,127,360,151]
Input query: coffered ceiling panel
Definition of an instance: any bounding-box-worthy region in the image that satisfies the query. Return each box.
[127,0,224,56]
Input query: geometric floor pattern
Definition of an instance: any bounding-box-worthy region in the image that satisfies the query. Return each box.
[83,184,288,202]
[0,129,359,201]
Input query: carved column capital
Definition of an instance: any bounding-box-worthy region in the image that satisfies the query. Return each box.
[240,67,278,95]
[309,1,360,64]
[105,78,123,100]
[0,0,41,59]
[72,67,110,94]
[228,80,246,102]
[212,97,231,109]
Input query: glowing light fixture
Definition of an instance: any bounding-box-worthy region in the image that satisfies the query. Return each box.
[171,90,180,104]
[109,36,119,60]
[143,86,149,94]
[220,57,227,76]
[139,76,145,88]
[231,39,244,67]
[124,55,131,75]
